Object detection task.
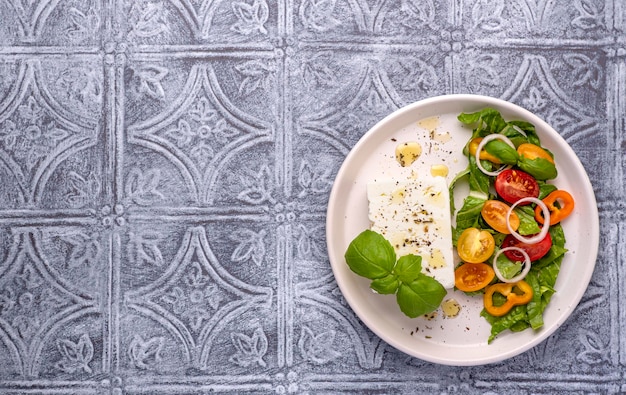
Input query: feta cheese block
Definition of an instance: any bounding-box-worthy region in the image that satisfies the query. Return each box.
[367,177,455,289]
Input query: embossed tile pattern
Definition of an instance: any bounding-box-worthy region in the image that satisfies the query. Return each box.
[0,0,624,394]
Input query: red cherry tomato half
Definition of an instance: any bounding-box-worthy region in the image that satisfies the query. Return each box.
[495,169,540,205]
[501,232,552,262]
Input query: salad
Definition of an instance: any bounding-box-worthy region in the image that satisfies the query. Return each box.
[343,107,574,343]
[450,107,573,342]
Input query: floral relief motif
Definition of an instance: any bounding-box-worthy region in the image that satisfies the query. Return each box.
[229,326,268,367]
[230,228,267,267]
[56,67,102,106]
[59,231,101,268]
[0,96,72,172]
[128,231,164,267]
[125,167,164,206]
[298,326,341,364]
[295,224,326,261]
[299,0,341,32]
[231,0,269,35]
[297,159,333,198]
[161,261,225,332]
[571,0,605,30]
[236,164,275,205]
[463,53,501,89]
[471,0,505,31]
[130,65,169,100]
[235,60,275,96]
[164,96,239,170]
[562,54,602,89]
[128,334,165,370]
[399,0,435,30]
[301,52,338,89]
[0,258,69,342]
[65,171,100,208]
[128,1,170,39]
[55,333,94,374]
[521,86,547,111]
[397,59,439,93]
[65,2,101,41]
[576,329,611,365]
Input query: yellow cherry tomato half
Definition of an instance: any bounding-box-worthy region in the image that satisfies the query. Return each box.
[469,137,503,164]
[517,143,554,164]
[454,262,495,292]
[481,200,520,234]
[457,227,495,264]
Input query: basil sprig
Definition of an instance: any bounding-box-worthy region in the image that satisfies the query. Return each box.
[344,230,446,318]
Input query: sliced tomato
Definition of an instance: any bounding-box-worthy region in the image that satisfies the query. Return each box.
[457,227,495,264]
[501,232,552,261]
[481,200,520,234]
[455,262,495,292]
[495,169,540,205]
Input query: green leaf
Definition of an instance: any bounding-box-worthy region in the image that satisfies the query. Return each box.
[453,195,486,242]
[344,230,396,279]
[508,120,541,145]
[538,181,558,199]
[517,156,557,180]
[394,254,423,284]
[396,276,447,318]
[468,156,491,195]
[370,274,400,294]
[484,139,519,165]
[514,205,541,235]
[494,251,522,279]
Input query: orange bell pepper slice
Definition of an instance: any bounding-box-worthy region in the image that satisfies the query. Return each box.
[483,280,533,317]
[535,190,574,225]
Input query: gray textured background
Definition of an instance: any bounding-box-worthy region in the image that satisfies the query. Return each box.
[0,0,624,394]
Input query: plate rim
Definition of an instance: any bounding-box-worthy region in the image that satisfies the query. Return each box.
[325,93,600,366]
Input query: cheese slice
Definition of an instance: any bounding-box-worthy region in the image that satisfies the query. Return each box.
[367,177,455,289]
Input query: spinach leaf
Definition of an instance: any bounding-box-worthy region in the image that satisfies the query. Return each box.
[538,181,558,199]
[468,156,491,196]
[344,230,396,279]
[453,195,486,245]
[508,120,541,145]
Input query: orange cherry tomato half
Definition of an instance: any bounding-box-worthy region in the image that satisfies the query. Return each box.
[481,200,520,234]
[469,137,502,164]
[517,143,555,164]
[535,190,575,225]
[457,227,495,264]
[455,262,495,292]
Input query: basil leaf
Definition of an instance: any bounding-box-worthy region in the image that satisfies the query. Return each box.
[499,124,528,147]
[517,156,557,180]
[394,254,423,284]
[344,230,396,279]
[484,139,519,165]
[370,274,400,294]
[396,276,447,318]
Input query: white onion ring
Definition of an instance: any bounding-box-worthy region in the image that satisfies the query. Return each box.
[474,134,516,176]
[493,247,531,283]
[506,197,550,244]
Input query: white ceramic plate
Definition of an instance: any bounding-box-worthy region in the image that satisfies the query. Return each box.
[326,94,599,366]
